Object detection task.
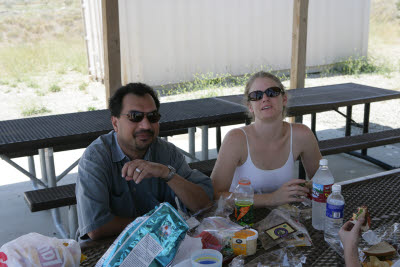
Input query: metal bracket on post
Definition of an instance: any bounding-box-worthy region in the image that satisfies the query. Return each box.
[201,125,209,160]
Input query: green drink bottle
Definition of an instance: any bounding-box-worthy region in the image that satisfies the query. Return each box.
[234,178,254,226]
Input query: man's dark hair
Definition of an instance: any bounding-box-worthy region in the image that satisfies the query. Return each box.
[109,83,160,117]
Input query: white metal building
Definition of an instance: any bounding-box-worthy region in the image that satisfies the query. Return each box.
[82,0,370,86]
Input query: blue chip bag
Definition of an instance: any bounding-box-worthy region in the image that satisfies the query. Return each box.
[96,202,189,267]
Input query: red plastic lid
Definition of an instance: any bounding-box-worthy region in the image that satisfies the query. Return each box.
[238,179,251,185]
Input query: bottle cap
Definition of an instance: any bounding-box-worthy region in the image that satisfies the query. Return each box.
[319,159,328,166]
[332,184,341,192]
[238,178,251,186]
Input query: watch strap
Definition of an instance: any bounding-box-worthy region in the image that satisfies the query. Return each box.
[165,165,176,182]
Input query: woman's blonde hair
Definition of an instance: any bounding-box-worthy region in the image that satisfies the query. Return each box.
[243,71,287,119]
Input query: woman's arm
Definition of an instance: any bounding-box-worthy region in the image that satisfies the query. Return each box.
[294,124,322,179]
[211,129,245,200]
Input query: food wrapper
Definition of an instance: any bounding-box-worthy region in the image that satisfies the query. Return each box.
[245,247,306,267]
[96,202,188,267]
[277,198,312,221]
[360,223,400,265]
[194,216,243,247]
[0,233,82,267]
[254,209,312,251]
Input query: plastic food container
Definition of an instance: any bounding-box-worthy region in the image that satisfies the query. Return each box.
[231,229,258,256]
[191,249,223,267]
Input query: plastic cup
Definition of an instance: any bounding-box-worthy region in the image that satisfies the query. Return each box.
[191,249,222,267]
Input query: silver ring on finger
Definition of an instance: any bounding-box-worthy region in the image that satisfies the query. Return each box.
[135,168,142,173]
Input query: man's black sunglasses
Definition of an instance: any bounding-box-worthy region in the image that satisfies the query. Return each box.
[248,87,283,101]
[121,110,161,123]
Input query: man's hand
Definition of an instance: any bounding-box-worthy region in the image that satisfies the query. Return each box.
[122,159,170,184]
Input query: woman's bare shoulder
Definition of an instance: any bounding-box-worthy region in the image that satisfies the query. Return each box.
[291,123,315,141]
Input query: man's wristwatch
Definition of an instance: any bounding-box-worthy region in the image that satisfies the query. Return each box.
[165,165,176,182]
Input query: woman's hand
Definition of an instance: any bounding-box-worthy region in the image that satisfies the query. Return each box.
[267,179,311,206]
[339,214,365,267]
[339,214,365,251]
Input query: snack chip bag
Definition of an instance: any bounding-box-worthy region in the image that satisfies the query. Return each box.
[96,202,188,267]
[0,233,81,267]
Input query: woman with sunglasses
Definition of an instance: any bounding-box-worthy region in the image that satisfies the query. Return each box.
[211,71,322,207]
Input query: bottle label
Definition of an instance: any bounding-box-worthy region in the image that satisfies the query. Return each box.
[326,203,344,219]
[312,183,333,203]
[234,201,254,226]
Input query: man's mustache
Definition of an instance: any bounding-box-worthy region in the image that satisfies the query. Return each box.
[133,129,154,137]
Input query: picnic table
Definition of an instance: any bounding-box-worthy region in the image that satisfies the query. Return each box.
[3,82,400,239]
[78,168,400,266]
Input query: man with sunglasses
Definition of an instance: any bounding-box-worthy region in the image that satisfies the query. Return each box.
[76,83,213,241]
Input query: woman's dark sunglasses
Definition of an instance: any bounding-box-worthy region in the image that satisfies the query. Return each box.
[248,87,283,101]
[121,110,161,123]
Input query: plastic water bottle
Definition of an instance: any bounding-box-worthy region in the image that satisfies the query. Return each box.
[324,184,345,243]
[312,159,334,230]
[234,178,254,226]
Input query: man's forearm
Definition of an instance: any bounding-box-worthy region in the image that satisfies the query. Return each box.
[167,174,212,212]
[88,216,133,240]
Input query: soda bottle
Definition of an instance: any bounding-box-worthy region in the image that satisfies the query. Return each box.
[234,178,254,226]
[324,184,345,244]
[312,159,334,230]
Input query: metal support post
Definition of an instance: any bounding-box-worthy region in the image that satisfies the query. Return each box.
[311,113,317,137]
[345,106,352,136]
[28,156,37,190]
[189,127,196,161]
[39,149,48,184]
[45,147,69,239]
[295,115,303,123]
[69,205,78,240]
[201,126,209,160]
[362,103,370,156]
[216,126,221,153]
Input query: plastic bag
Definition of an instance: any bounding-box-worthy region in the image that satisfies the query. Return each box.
[96,202,188,267]
[360,223,400,264]
[245,247,307,267]
[0,232,81,267]
[194,216,243,248]
[276,198,312,221]
[254,209,312,251]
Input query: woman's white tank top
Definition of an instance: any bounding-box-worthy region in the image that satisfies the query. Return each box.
[229,124,296,194]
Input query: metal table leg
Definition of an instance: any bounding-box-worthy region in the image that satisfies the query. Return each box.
[346,106,352,136]
[201,126,209,160]
[362,103,370,156]
[69,205,78,239]
[45,148,69,239]
[189,127,196,162]
[216,126,221,153]
[28,156,37,190]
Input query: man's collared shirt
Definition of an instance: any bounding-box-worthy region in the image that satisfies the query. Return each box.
[76,131,213,239]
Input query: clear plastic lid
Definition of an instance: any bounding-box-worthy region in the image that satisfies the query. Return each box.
[332,184,341,192]
[319,159,328,166]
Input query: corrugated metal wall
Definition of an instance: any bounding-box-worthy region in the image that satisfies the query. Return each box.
[83,0,370,86]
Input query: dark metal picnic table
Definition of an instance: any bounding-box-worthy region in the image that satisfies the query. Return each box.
[1,82,399,239]
[79,169,400,266]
